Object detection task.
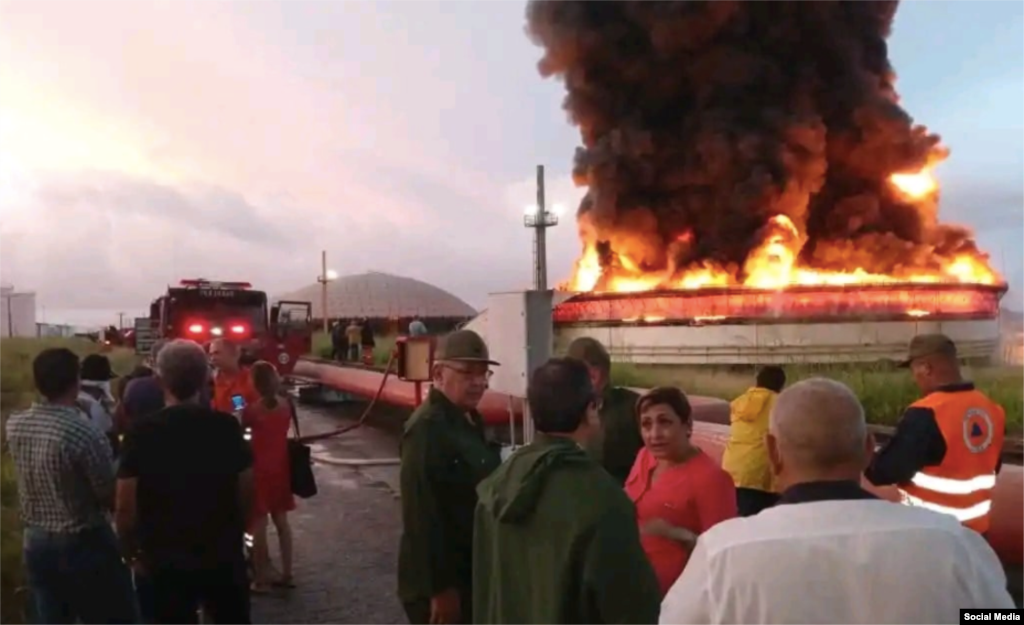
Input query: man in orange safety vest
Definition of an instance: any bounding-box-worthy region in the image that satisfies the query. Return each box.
[866,334,1005,534]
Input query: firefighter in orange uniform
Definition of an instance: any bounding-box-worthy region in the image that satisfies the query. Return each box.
[209,338,260,414]
[866,334,1005,535]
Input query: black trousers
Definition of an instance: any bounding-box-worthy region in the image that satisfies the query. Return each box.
[736,487,780,517]
[149,565,250,624]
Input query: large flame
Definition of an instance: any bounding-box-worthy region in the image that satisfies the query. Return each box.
[564,167,1001,293]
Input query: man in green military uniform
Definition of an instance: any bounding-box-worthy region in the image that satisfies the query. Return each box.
[567,337,643,484]
[473,357,661,624]
[397,329,502,624]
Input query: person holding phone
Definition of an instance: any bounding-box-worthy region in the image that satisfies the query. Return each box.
[210,339,259,416]
[231,394,246,415]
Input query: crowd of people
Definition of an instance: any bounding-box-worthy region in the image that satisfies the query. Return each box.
[6,338,298,624]
[5,323,1016,624]
[328,317,429,364]
[328,318,377,364]
[398,330,1016,624]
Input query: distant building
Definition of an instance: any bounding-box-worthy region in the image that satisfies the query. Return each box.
[1,285,37,338]
[36,323,76,338]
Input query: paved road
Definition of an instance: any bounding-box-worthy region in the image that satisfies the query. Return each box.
[251,402,407,624]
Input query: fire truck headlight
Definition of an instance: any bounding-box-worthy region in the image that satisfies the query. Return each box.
[211,327,224,336]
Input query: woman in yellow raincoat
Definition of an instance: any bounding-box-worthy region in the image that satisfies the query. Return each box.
[721,366,786,516]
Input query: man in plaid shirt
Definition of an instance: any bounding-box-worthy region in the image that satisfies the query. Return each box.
[6,347,138,623]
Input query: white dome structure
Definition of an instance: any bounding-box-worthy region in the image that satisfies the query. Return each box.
[275,271,477,320]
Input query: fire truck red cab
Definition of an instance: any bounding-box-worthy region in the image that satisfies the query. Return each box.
[137,279,313,376]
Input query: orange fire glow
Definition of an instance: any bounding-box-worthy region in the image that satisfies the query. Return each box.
[563,168,1001,294]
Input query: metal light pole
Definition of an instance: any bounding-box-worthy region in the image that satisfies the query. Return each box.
[317,250,338,333]
[524,164,559,291]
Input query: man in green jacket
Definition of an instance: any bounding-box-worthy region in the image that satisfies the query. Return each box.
[398,329,503,624]
[473,357,661,624]
[567,337,643,484]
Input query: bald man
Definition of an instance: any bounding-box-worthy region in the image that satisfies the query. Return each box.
[209,338,258,414]
[660,378,1014,624]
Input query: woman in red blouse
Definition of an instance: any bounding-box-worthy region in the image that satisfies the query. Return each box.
[625,387,738,596]
[243,361,297,594]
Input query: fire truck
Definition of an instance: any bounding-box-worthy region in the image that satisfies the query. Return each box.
[134,279,313,375]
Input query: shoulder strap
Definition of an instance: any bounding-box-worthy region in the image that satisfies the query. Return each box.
[288,397,301,439]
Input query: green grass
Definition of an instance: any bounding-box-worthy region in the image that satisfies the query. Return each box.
[611,361,1024,433]
[0,338,140,624]
[311,331,398,367]
[305,331,1023,433]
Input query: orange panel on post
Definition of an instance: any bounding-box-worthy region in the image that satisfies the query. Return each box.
[396,336,434,382]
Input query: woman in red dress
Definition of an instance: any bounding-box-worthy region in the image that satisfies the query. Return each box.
[625,386,738,596]
[244,361,297,594]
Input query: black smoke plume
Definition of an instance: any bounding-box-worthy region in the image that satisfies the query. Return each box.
[525,0,989,284]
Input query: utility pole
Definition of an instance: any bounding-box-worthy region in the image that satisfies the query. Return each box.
[321,250,329,333]
[317,250,337,333]
[523,164,558,291]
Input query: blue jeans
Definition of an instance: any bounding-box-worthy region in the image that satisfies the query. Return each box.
[23,524,140,624]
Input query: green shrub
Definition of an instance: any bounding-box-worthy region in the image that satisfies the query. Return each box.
[1,452,24,624]
[615,362,1023,432]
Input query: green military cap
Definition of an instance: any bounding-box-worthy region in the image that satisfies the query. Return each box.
[566,336,611,372]
[899,333,958,367]
[436,329,499,365]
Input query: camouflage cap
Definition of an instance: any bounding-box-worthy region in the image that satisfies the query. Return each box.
[566,336,611,372]
[899,333,958,367]
[436,329,499,365]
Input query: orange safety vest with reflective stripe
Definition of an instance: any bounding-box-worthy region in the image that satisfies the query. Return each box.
[897,389,1005,533]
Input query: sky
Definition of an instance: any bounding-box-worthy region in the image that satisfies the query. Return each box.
[1,0,1021,328]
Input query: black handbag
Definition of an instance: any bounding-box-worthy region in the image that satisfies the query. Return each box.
[287,400,318,499]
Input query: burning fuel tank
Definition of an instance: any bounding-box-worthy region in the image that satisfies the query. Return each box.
[467,283,1007,366]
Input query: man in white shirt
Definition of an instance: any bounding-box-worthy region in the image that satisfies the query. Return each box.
[79,354,117,455]
[660,377,1014,625]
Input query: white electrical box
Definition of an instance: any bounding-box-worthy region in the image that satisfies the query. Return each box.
[486,290,554,398]
[396,336,433,382]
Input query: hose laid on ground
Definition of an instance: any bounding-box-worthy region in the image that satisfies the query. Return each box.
[296,351,404,469]
[312,456,401,467]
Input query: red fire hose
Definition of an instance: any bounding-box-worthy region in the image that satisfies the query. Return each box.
[296,351,400,445]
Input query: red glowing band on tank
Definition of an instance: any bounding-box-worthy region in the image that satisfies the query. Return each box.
[553,283,1007,325]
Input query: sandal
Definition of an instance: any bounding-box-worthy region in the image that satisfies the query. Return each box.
[250,582,271,595]
[272,577,296,589]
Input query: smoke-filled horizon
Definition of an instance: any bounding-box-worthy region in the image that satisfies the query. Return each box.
[526,0,992,287]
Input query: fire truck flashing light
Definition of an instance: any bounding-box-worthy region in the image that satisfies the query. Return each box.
[186,322,250,337]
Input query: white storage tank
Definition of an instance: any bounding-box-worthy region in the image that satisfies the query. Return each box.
[468,284,1006,366]
[1,285,38,338]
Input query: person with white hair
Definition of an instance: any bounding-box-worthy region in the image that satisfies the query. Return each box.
[115,339,254,624]
[659,377,1014,625]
